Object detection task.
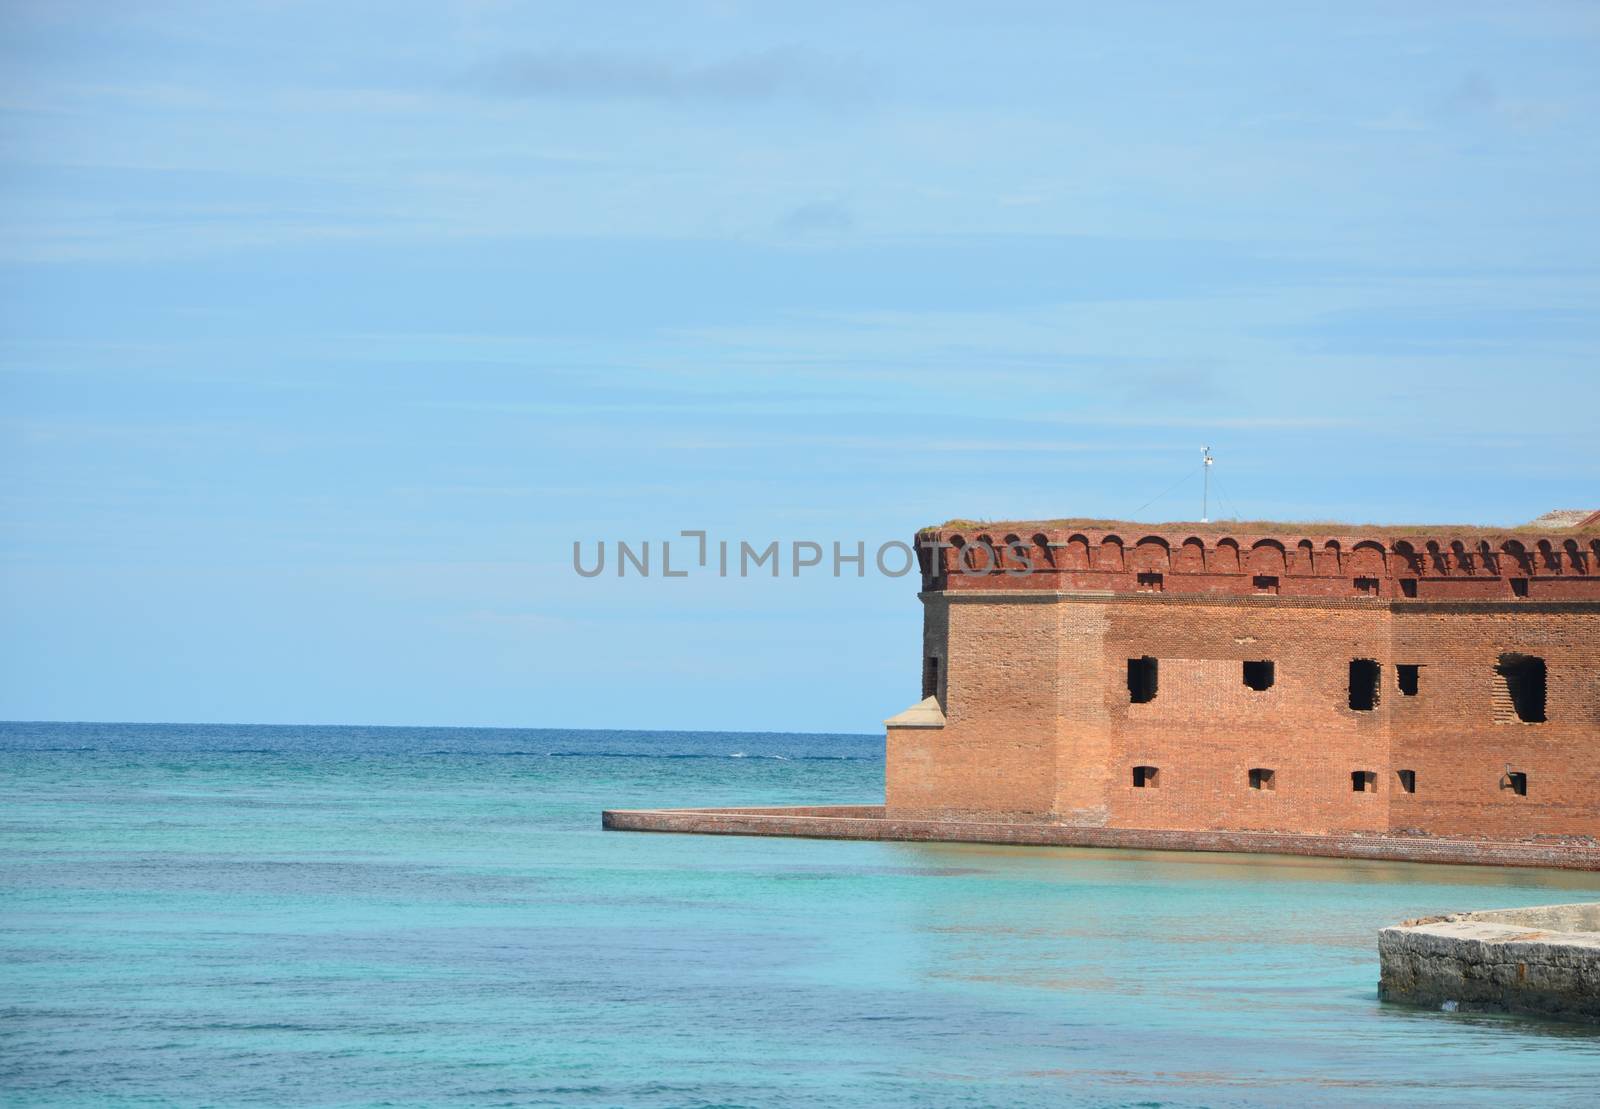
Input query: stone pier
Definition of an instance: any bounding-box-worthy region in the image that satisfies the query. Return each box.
[1378,903,1600,1022]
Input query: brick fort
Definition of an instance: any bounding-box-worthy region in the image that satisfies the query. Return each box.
[606,509,1600,869]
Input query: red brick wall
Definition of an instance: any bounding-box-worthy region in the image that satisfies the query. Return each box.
[1100,600,1397,835]
[887,588,1599,843]
[1389,607,1598,840]
[887,593,1061,819]
[920,525,1600,601]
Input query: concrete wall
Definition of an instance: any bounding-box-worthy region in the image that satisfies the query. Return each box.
[1379,904,1600,1022]
[1471,904,1600,931]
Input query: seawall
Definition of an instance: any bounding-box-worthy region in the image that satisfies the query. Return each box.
[601,806,1600,870]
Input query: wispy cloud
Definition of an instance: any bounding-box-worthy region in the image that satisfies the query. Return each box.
[1029,414,1354,430]
[1430,70,1571,130]
[650,433,1175,454]
[462,48,867,104]
[779,200,855,235]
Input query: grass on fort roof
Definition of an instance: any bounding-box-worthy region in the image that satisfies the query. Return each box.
[926,517,1600,537]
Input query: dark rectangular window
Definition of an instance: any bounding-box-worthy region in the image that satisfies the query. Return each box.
[1348,659,1381,711]
[1399,578,1418,598]
[1511,578,1529,597]
[922,656,940,700]
[1248,767,1275,791]
[1351,770,1376,793]
[1397,769,1416,794]
[1354,577,1380,595]
[1242,660,1275,691]
[1396,664,1420,696]
[1132,765,1159,788]
[1127,657,1158,704]
[1253,575,1279,594]
[1136,572,1164,592]
[1504,771,1528,797]
[1496,653,1546,723]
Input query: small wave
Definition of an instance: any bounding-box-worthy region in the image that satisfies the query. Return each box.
[414,749,871,761]
[6,745,875,761]
[546,750,860,761]
[170,1021,333,1033]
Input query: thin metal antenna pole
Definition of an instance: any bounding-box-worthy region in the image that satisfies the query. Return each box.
[1201,446,1213,522]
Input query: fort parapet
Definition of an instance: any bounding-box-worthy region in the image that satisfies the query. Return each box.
[915,516,1600,601]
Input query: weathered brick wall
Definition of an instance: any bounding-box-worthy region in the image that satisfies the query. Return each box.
[886,584,1599,843]
[1054,598,1114,824]
[1101,599,1396,834]
[887,593,1060,818]
[1389,607,1598,840]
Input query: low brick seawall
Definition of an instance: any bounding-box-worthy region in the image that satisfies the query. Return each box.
[601,806,1600,870]
[1380,904,1600,1021]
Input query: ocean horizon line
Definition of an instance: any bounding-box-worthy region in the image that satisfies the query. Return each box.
[0,718,881,739]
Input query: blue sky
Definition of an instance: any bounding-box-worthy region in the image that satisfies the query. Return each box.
[3,2,1598,731]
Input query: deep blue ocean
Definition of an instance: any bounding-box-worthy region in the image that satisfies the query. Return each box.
[3,721,1598,1107]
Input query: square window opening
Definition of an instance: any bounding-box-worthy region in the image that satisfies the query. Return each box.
[1127,657,1158,704]
[1496,653,1547,723]
[1253,575,1279,595]
[1397,664,1420,697]
[1348,658,1381,711]
[1132,765,1159,788]
[1354,576,1380,596]
[1511,578,1529,597]
[1351,770,1377,793]
[1136,572,1164,592]
[1400,578,1418,598]
[1504,771,1528,797]
[1397,769,1416,794]
[1248,767,1275,791]
[1242,660,1275,691]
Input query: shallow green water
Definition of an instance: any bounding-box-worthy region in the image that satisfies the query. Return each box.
[3,722,1598,1107]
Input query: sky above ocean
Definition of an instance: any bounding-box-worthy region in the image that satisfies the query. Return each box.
[3,2,1599,730]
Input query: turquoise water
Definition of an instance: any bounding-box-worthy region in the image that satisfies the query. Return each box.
[3,723,1598,1107]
